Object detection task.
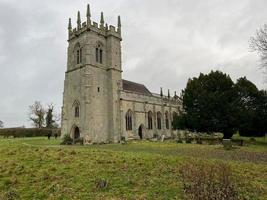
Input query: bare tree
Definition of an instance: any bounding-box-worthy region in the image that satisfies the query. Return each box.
[250,24,267,70]
[28,101,45,128]
[0,120,3,128]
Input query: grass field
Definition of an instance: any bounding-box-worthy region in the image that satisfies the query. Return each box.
[0,137,266,200]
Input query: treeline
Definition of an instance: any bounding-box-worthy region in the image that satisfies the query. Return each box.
[173,71,267,138]
[0,128,61,138]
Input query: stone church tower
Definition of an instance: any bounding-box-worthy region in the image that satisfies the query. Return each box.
[61,4,122,143]
[62,4,181,144]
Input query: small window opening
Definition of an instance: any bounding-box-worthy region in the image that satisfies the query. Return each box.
[100,49,103,63]
[96,48,99,62]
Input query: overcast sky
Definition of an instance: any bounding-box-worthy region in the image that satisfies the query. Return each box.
[0,0,266,127]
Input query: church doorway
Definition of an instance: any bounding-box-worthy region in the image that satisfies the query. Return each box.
[138,125,144,139]
[74,126,80,139]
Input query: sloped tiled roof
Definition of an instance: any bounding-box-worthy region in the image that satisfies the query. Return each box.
[122,79,152,96]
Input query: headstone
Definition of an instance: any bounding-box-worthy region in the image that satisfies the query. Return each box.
[84,135,91,145]
[161,135,165,142]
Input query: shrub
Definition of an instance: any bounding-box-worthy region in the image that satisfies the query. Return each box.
[180,160,239,200]
[60,134,73,145]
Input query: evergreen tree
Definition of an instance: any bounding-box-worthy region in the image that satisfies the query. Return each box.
[45,104,58,128]
[178,71,239,138]
[235,77,259,136]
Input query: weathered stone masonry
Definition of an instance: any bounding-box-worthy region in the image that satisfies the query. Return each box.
[61,4,181,143]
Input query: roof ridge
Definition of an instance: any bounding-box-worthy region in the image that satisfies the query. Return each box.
[122,79,146,87]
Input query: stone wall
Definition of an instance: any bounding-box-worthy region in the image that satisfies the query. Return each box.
[120,91,180,140]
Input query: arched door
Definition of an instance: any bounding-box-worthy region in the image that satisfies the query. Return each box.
[74,127,80,139]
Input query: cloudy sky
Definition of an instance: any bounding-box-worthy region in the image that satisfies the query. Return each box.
[0,0,266,127]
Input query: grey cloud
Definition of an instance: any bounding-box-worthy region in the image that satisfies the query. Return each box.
[0,0,266,127]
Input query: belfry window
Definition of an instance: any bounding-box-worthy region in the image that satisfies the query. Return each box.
[79,48,82,63]
[126,110,133,131]
[96,48,99,62]
[74,43,82,65]
[148,111,153,130]
[99,49,103,63]
[95,44,103,64]
[157,112,162,130]
[76,50,80,64]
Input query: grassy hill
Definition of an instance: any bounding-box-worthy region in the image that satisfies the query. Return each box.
[0,137,266,199]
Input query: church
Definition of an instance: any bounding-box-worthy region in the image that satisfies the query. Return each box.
[61,4,181,143]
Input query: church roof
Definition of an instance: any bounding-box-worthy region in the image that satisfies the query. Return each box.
[122,79,152,96]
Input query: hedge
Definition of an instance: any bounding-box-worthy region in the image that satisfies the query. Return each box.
[0,128,61,138]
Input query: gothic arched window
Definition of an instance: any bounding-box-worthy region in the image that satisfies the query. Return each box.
[165,112,169,129]
[75,106,79,117]
[148,111,153,130]
[125,110,133,131]
[95,43,103,64]
[73,100,80,118]
[74,43,82,64]
[157,112,162,130]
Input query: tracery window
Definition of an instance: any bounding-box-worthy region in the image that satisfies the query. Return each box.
[74,43,82,64]
[95,43,103,64]
[73,100,80,118]
[165,112,169,129]
[126,110,133,131]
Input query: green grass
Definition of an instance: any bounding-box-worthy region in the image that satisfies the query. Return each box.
[0,137,266,199]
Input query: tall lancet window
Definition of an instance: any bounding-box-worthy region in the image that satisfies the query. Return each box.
[74,43,82,64]
[126,110,133,131]
[157,112,162,130]
[165,112,169,129]
[73,100,80,118]
[148,111,153,130]
[95,43,103,64]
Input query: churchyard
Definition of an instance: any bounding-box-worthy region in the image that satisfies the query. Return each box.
[0,136,266,200]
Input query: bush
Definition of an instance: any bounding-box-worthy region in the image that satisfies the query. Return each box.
[60,134,73,145]
[180,160,239,200]
[0,128,61,138]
